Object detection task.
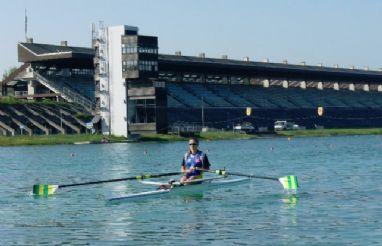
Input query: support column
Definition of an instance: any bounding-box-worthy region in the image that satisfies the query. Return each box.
[176,72,182,83]
[300,81,306,89]
[263,79,269,88]
[333,83,339,91]
[282,80,289,88]
[200,73,206,83]
[222,75,229,84]
[27,80,36,100]
[363,84,369,92]
[317,82,323,90]
[349,83,355,91]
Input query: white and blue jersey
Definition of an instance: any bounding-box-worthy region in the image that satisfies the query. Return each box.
[181,150,210,177]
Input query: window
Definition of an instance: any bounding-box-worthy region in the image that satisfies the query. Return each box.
[138,60,158,72]
[128,98,156,124]
[121,43,137,54]
[122,60,138,71]
[138,47,158,54]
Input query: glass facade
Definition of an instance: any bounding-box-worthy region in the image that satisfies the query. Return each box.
[122,60,138,72]
[121,44,137,54]
[128,98,156,124]
[121,35,158,79]
[138,60,158,72]
[138,47,158,54]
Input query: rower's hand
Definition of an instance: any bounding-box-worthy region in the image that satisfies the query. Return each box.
[187,167,195,173]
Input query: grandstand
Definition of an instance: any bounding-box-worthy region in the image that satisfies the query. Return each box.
[0,40,96,136]
[166,83,382,131]
[0,102,89,136]
[2,24,382,136]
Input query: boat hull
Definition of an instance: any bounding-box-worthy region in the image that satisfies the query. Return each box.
[109,177,249,203]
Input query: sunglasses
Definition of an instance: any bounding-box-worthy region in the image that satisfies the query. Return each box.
[189,143,198,146]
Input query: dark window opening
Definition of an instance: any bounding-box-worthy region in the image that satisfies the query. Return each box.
[128,98,156,124]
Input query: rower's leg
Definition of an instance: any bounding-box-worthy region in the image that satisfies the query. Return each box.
[180,175,202,185]
[180,175,188,184]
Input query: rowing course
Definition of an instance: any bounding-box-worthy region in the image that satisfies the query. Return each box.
[0,135,381,244]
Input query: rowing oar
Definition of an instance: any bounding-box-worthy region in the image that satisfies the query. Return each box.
[199,168,298,191]
[32,172,181,196]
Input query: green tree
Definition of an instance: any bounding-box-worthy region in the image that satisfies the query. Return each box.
[2,66,18,81]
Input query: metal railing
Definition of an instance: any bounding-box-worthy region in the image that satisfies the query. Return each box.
[34,72,95,112]
[169,124,202,134]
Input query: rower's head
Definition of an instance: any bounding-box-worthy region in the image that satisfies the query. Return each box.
[188,137,199,154]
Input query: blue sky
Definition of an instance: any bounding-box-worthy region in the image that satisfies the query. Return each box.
[1,0,382,76]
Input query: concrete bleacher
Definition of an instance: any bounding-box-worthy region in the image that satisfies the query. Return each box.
[44,75,94,100]
[182,84,233,107]
[166,83,382,110]
[2,107,34,135]
[36,69,95,99]
[165,82,382,130]
[0,102,92,136]
[32,104,82,133]
[208,84,252,107]
[265,88,300,109]
[0,114,17,135]
[166,83,209,107]
[167,94,185,108]
[33,70,94,112]
[230,86,279,108]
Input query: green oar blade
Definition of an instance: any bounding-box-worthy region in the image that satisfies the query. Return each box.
[278,175,298,191]
[33,184,59,195]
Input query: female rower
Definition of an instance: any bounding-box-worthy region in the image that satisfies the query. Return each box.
[180,137,210,183]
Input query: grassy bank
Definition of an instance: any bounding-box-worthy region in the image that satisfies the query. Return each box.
[0,132,252,146]
[140,131,260,142]
[276,128,382,138]
[0,134,126,146]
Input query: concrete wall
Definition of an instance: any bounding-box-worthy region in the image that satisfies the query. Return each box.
[106,26,128,137]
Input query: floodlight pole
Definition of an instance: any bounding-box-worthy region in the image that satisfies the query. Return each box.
[201,96,205,128]
[24,9,28,41]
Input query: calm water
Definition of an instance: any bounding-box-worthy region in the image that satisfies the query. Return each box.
[1,135,382,245]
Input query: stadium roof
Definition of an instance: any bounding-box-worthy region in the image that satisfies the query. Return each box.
[18,42,94,67]
[16,42,382,83]
[158,54,382,83]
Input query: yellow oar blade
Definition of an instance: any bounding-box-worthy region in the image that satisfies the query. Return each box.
[278,175,298,191]
[33,184,59,196]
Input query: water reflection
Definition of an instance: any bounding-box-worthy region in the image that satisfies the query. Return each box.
[282,194,299,208]
[179,192,204,203]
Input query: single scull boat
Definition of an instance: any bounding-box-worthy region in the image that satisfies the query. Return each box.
[108,176,250,202]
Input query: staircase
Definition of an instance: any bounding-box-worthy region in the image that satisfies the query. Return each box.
[33,71,95,112]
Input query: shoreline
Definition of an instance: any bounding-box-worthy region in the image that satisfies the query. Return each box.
[0,128,381,146]
[0,134,127,147]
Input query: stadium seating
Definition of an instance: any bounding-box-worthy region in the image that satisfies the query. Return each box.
[165,82,382,130]
[0,103,91,136]
[182,84,233,107]
[208,84,252,107]
[166,83,208,107]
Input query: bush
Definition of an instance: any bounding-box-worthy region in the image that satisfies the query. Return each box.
[0,96,21,104]
[75,113,93,122]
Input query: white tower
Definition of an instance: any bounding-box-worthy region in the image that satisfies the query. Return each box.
[94,25,139,137]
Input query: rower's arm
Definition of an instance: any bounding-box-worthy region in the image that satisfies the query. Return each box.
[181,157,187,173]
[181,165,187,173]
[203,154,211,170]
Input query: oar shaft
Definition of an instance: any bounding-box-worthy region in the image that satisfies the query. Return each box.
[205,168,298,191]
[59,172,181,188]
[227,171,279,181]
[202,169,279,181]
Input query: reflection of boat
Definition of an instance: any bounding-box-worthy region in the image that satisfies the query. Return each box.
[108,176,250,203]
